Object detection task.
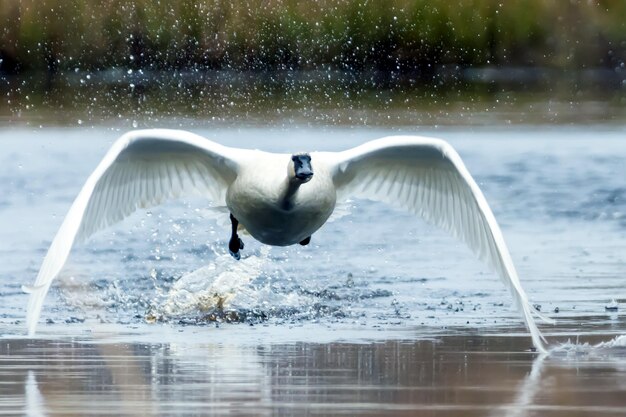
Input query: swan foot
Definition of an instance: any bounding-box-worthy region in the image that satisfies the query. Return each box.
[229,214,244,260]
[229,249,241,260]
[228,237,244,260]
[229,238,244,260]
[299,236,311,246]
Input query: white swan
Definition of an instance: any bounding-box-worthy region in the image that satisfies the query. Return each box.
[23,129,551,351]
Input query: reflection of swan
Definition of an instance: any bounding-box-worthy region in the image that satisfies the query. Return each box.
[493,335,626,416]
[25,371,47,417]
[493,354,546,417]
[23,129,549,350]
[19,341,268,416]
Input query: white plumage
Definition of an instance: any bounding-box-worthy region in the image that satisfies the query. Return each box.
[24,129,551,352]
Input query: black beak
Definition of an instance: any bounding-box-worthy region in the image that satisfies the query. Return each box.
[293,154,313,182]
[296,169,313,181]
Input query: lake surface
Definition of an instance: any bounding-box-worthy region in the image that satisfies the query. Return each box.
[1,125,626,416]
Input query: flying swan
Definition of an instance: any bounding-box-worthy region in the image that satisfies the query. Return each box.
[23,129,551,351]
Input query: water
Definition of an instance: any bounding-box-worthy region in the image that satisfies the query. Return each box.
[1,335,626,417]
[1,125,626,415]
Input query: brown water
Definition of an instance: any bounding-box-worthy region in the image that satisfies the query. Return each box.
[1,329,626,417]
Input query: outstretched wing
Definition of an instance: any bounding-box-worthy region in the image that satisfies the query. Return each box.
[325,136,551,352]
[24,129,240,335]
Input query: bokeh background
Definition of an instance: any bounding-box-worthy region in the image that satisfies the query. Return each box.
[2,0,626,126]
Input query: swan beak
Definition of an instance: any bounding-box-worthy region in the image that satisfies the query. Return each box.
[296,169,313,182]
[292,154,314,183]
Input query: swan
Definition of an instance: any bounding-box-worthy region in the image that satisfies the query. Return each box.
[23,129,551,351]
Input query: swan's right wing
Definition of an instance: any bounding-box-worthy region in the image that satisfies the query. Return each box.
[25,129,241,335]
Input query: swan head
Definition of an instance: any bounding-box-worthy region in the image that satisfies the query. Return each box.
[290,153,313,183]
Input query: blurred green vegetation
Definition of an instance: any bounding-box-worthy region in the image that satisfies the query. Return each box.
[1,0,625,74]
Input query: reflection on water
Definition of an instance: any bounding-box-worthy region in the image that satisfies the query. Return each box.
[24,371,46,417]
[3,335,626,417]
[497,354,545,417]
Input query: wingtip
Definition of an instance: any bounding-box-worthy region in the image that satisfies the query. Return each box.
[24,283,51,337]
[26,308,38,337]
[522,301,550,353]
[529,325,548,354]
[533,342,549,355]
[25,310,39,338]
[22,283,46,294]
[530,304,557,325]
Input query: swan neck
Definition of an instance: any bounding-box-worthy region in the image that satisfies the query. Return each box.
[280,178,302,210]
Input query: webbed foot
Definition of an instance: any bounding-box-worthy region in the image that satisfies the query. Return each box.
[299,236,311,246]
[228,237,244,260]
[228,214,244,260]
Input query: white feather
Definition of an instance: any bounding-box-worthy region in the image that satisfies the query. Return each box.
[24,129,240,336]
[322,136,552,353]
[25,131,549,353]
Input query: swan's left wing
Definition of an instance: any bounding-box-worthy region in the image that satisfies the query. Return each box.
[323,136,551,352]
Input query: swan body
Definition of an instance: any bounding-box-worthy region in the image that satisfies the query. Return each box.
[24,129,551,352]
[226,151,336,246]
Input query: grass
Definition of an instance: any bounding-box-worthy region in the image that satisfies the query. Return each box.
[1,0,625,74]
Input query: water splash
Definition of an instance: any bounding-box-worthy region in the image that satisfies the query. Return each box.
[550,335,626,357]
[158,247,272,320]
